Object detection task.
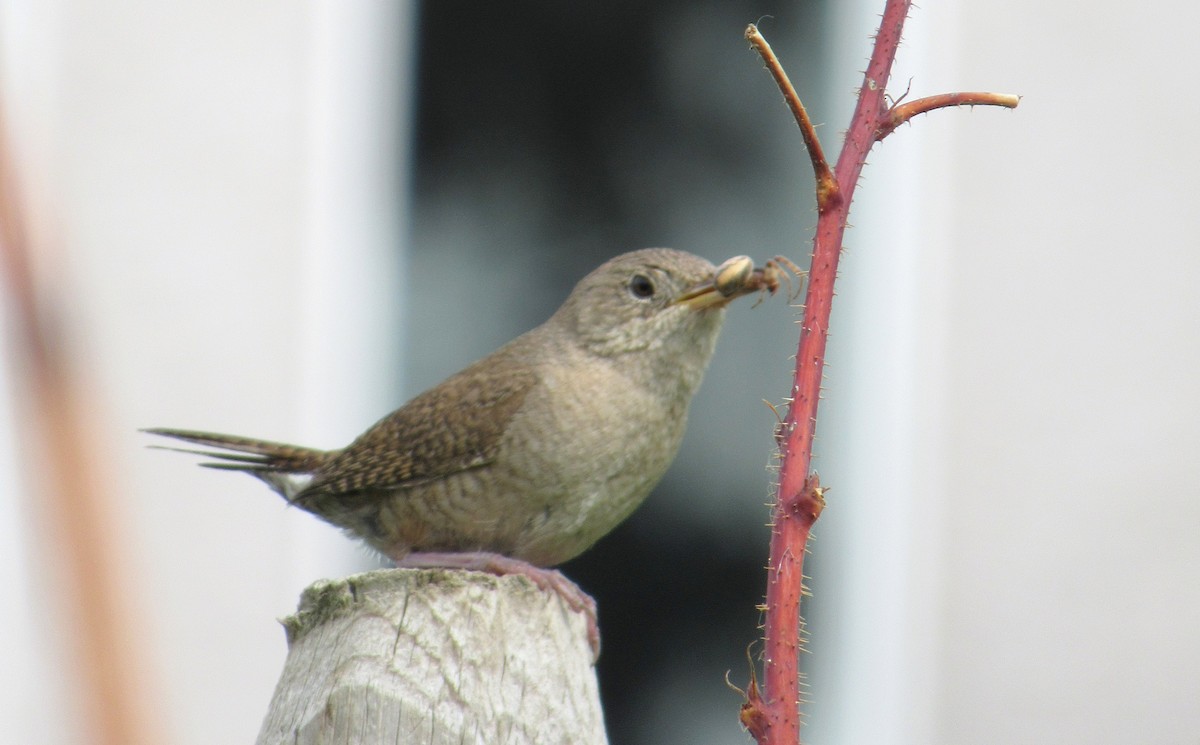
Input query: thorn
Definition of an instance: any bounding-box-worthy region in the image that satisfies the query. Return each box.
[763,399,785,424]
[724,669,746,697]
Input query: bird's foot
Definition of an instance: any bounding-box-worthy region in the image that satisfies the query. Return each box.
[395,551,600,660]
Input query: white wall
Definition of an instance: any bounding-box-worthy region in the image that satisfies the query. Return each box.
[812,2,1200,743]
[0,2,412,743]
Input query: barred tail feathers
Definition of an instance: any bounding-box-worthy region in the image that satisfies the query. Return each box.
[143,428,331,499]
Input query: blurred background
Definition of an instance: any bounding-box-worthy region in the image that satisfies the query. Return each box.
[2,1,1198,744]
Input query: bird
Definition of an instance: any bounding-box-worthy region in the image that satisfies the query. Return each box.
[147,248,783,650]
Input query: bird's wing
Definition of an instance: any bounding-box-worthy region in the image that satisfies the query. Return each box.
[296,362,540,500]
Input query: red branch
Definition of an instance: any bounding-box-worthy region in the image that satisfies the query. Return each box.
[744,27,840,213]
[879,91,1022,141]
[742,3,1017,744]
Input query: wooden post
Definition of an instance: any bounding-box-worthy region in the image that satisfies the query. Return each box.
[256,568,607,745]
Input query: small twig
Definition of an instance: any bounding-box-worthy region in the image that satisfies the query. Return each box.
[878,91,1021,140]
[745,24,840,213]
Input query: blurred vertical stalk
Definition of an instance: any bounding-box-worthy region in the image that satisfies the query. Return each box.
[0,107,165,745]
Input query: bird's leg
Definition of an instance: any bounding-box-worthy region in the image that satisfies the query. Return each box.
[394,550,600,660]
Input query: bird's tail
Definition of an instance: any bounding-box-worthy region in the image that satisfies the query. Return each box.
[143,428,331,499]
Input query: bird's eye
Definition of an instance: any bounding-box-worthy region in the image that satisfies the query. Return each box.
[628,274,655,299]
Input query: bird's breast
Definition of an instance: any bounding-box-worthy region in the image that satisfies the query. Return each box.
[493,357,690,564]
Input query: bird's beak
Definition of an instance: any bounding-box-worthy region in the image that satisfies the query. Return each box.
[673,281,735,310]
[673,255,760,310]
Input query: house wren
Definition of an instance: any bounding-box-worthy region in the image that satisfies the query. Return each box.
[148,248,790,646]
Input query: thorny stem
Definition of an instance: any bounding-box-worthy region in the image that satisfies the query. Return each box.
[741,3,1017,744]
